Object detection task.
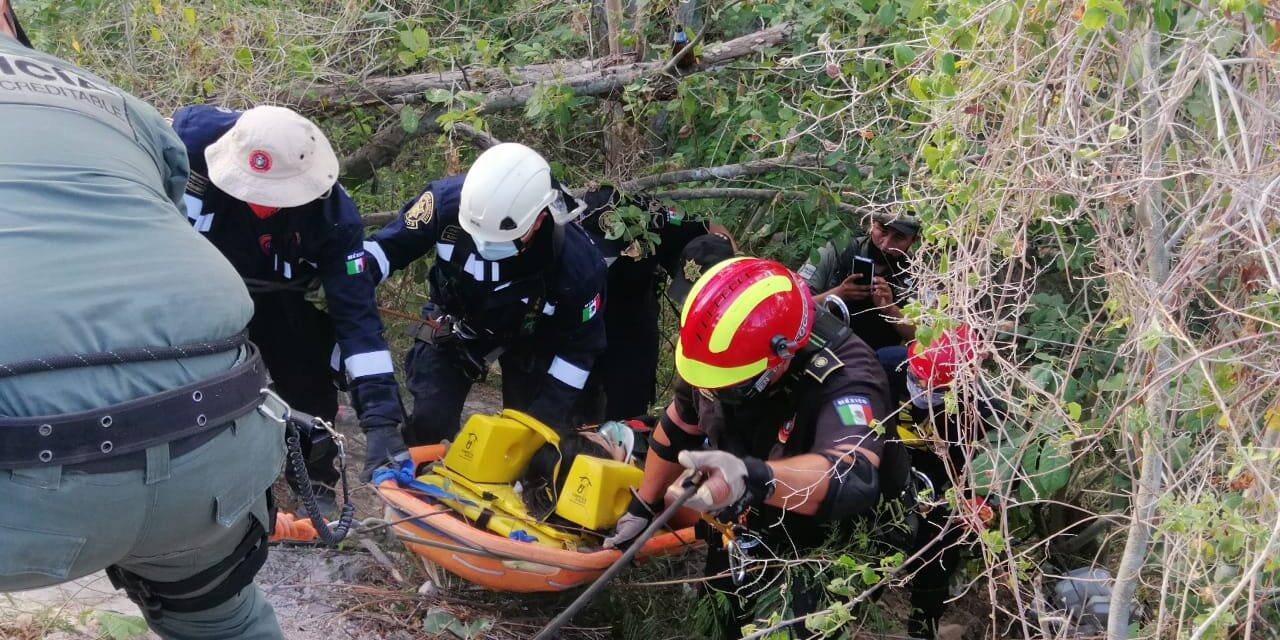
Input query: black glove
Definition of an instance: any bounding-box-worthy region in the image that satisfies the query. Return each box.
[363,424,409,481]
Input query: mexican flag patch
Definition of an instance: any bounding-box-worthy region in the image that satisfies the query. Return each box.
[582,294,601,322]
[345,252,366,275]
[834,395,873,428]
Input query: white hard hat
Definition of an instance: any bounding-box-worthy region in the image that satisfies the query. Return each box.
[205,105,339,208]
[459,143,560,243]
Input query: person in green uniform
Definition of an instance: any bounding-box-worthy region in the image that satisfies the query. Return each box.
[0,5,283,638]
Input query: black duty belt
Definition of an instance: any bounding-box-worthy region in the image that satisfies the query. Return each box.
[0,346,267,469]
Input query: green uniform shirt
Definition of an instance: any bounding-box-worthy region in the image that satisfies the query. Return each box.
[0,35,252,416]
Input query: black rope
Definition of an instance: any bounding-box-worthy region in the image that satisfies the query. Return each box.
[285,417,355,547]
[0,333,249,380]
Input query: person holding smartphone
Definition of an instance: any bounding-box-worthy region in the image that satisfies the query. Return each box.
[798,212,921,350]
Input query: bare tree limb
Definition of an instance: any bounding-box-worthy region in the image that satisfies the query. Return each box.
[620,152,852,191]
[299,22,791,111]
[339,23,794,184]
[447,122,500,150]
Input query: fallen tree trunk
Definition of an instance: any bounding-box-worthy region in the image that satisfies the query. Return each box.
[339,23,794,184]
[298,22,790,110]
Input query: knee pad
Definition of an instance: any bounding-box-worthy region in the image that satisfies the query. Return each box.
[107,519,268,619]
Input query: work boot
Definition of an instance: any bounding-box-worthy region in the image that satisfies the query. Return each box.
[298,487,341,522]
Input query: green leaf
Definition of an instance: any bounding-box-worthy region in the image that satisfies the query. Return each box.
[183,7,196,27]
[876,1,897,26]
[1154,7,1173,31]
[907,75,930,101]
[1108,123,1130,140]
[397,50,418,67]
[1081,7,1107,29]
[1026,438,1071,498]
[413,27,430,50]
[201,78,215,96]
[398,29,417,51]
[232,47,254,72]
[399,108,420,134]
[893,43,917,67]
[1097,0,1127,17]
[863,57,886,80]
[1065,401,1082,421]
[97,612,149,640]
[938,53,957,75]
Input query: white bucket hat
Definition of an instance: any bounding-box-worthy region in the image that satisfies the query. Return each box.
[204,105,340,208]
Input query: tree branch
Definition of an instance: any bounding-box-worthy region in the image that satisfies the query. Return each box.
[621,152,842,191]
[447,122,500,150]
[302,22,791,112]
[339,23,794,184]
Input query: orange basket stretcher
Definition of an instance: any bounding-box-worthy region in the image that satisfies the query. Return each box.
[372,442,701,593]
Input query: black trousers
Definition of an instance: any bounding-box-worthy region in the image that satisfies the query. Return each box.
[402,337,577,446]
[247,293,340,495]
[585,303,661,420]
[901,503,965,639]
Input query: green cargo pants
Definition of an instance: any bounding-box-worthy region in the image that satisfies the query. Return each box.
[0,409,285,640]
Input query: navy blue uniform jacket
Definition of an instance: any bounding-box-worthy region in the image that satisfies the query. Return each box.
[364,175,607,425]
[171,105,403,430]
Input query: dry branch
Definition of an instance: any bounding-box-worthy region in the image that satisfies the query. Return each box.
[339,23,794,184]
[299,22,791,111]
[621,152,834,191]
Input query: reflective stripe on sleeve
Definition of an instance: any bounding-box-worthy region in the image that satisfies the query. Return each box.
[547,356,590,389]
[363,240,391,283]
[345,350,395,379]
[183,194,214,232]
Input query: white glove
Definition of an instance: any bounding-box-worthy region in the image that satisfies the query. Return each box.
[667,450,749,513]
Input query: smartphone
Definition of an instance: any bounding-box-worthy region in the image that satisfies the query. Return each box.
[852,255,876,284]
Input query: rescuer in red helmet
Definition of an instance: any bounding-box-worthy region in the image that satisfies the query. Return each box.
[884,325,1005,638]
[605,257,911,635]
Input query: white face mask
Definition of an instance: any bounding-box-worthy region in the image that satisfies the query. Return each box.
[474,239,520,261]
[906,372,946,410]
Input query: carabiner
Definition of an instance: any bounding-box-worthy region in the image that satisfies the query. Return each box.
[257,388,291,425]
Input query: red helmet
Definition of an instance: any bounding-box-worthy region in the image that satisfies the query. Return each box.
[907,325,978,388]
[675,257,814,390]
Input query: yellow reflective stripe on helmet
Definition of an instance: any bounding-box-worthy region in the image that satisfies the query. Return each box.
[708,274,793,353]
[680,256,751,327]
[676,340,769,389]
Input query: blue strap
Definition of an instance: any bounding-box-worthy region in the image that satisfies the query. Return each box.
[372,459,475,507]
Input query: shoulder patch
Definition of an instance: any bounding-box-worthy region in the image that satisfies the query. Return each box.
[441,225,461,244]
[581,293,601,322]
[803,347,844,383]
[345,251,367,275]
[833,395,873,428]
[404,192,434,230]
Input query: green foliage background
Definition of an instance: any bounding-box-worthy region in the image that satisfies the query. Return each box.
[17,0,1280,637]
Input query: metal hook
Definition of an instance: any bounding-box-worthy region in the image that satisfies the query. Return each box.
[257,388,291,425]
[822,294,851,325]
